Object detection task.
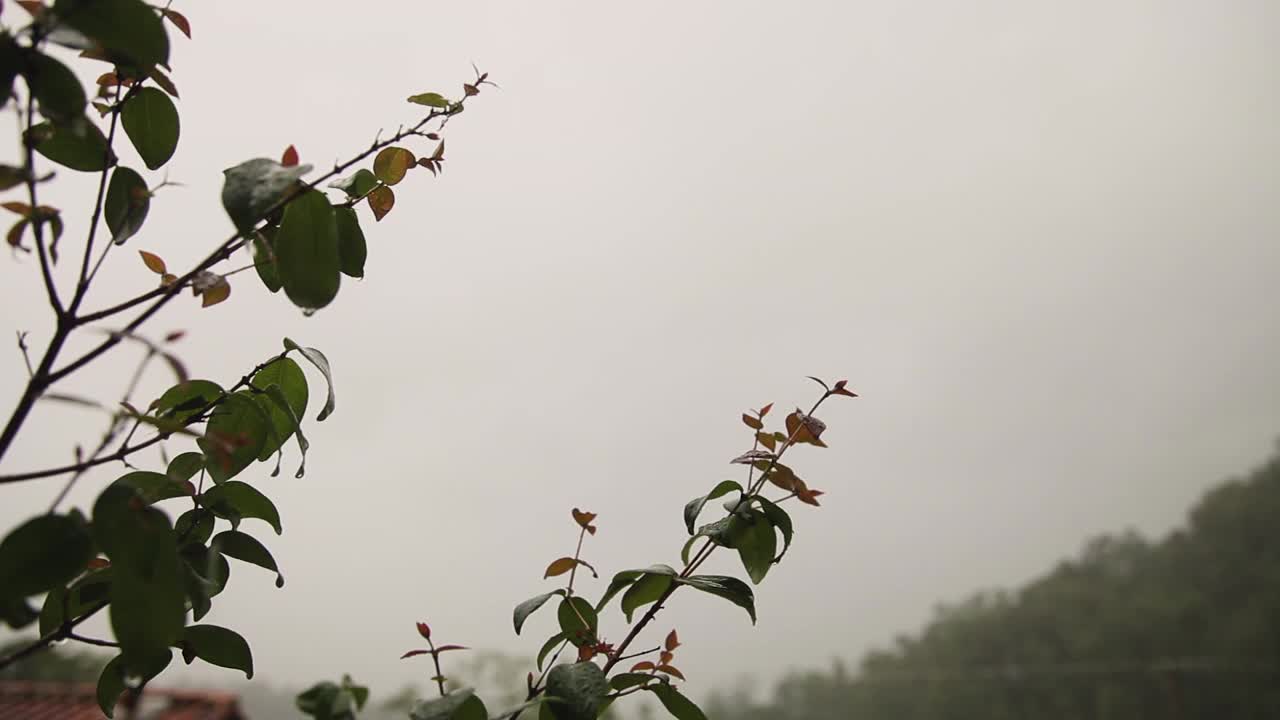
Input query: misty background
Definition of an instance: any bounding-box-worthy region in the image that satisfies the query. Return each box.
[1,0,1278,714]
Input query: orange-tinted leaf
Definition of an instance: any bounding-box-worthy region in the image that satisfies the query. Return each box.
[755,431,777,452]
[416,622,431,640]
[138,250,167,274]
[759,403,773,417]
[463,83,479,97]
[631,661,655,672]
[281,145,299,167]
[657,664,685,680]
[149,67,179,98]
[2,201,32,216]
[659,651,673,665]
[431,140,445,161]
[161,8,192,38]
[160,273,178,287]
[86,557,111,570]
[763,463,798,492]
[664,629,680,651]
[200,279,230,308]
[742,413,762,430]
[571,508,597,530]
[577,645,595,662]
[832,380,858,398]
[6,220,28,250]
[785,410,827,447]
[367,185,394,221]
[373,147,415,186]
[16,1,44,17]
[96,72,120,86]
[544,557,578,578]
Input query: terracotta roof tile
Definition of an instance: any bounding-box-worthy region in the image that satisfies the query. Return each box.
[0,681,245,719]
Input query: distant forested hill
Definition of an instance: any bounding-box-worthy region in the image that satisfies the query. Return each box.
[709,450,1280,719]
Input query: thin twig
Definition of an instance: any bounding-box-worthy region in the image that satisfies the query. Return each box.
[0,600,108,672]
[16,332,34,378]
[72,82,131,310]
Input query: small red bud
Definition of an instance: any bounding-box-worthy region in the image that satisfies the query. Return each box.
[416,622,431,640]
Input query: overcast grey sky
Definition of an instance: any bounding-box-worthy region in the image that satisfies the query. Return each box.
[2,0,1279,708]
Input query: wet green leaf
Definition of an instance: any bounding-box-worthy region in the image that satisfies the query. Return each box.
[212,530,283,587]
[53,0,170,69]
[675,575,756,624]
[104,166,149,245]
[646,683,709,720]
[514,589,565,635]
[181,624,254,678]
[545,662,607,720]
[283,338,336,421]
[621,571,673,623]
[201,481,282,535]
[334,206,366,278]
[0,513,92,600]
[275,189,340,310]
[198,391,269,483]
[23,50,85,122]
[27,117,115,171]
[251,357,308,461]
[556,596,598,646]
[327,168,378,199]
[683,480,742,535]
[121,87,179,170]
[220,158,311,235]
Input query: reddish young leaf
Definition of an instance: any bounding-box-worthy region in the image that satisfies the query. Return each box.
[367,185,395,221]
[16,1,44,17]
[164,330,186,343]
[416,622,431,640]
[664,629,680,651]
[400,649,432,660]
[742,413,762,430]
[433,645,469,653]
[630,661,655,672]
[1,201,32,216]
[571,508,597,535]
[160,273,178,287]
[759,402,773,417]
[656,664,685,681]
[762,463,798,492]
[86,557,110,570]
[544,557,578,578]
[281,145,300,167]
[138,250,167,274]
[832,379,859,398]
[731,450,775,465]
[200,278,231,308]
[161,8,192,38]
[577,645,594,662]
[785,410,827,447]
[659,651,673,665]
[96,72,120,86]
[463,83,479,97]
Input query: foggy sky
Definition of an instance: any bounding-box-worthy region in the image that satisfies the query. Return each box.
[1,0,1278,707]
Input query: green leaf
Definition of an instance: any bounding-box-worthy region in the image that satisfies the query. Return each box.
[115,470,189,504]
[753,496,793,562]
[251,356,308,461]
[93,483,186,674]
[544,662,608,720]
[252,228,282,293]
[53,0,170,69]
[262,385,310,478]
[454,695,489,720]
[166,452,205,485]
[407,92,450,108]
[609,673,654,691]
[27,117,116,171]
[646,683,709,720]
[96,651,172,718]
[296,681,341,719]
[675,575,756,624]
[220,157,311,235]
[201,481,282,534]
[175,508,214,546]
[327,168,378,199]
[181,624,254,678]
[23,51,86,123]
[621,572,673,623]
[284,338,336,421]
[513,589,565,635]
[0,595,37,629]
[198,391,270,483]
[212,530,284,587]
[536,632,567,670]
[104,166,150,245]
[181,543,229,621]
[410,688,477,720]
[734,511,777,585]
[334,206,366,278]
[152,379,223,424]
[682,480,742,535]
[120,87,179,170]
[594,570,642,613]
[40,567,113,634]
[0,513,93,600]
[0,35,20,113]
[275,188,341,310]
[556,596,598,646]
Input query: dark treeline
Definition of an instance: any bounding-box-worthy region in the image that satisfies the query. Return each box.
[709,450,1280,719]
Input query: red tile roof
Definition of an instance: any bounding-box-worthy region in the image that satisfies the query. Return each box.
[0,681,245,719]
